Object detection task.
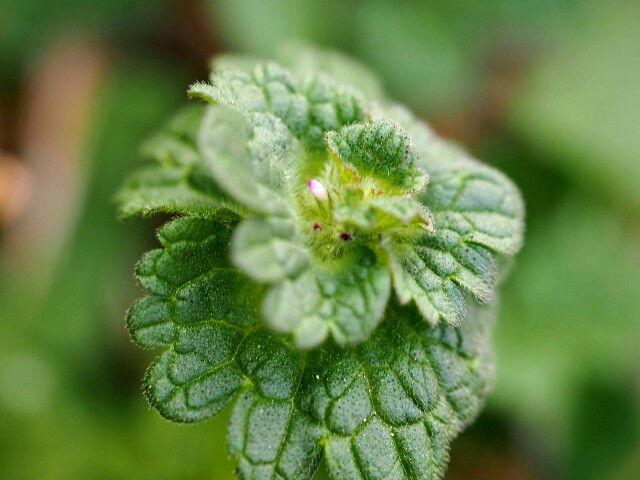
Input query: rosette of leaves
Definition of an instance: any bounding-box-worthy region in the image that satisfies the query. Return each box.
[117,48,523,479]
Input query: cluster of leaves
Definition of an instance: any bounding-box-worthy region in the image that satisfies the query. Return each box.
[117,49,523,479]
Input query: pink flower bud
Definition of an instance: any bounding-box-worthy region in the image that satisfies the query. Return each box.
[308,178,328,202]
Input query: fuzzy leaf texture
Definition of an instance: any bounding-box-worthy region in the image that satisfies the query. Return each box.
[115,106,234,218]
[118,47,524,480]
[128,215,496,479]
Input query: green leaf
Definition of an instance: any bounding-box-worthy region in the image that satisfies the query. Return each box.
[232,215,391,348]
[116,164,229,218]
[124,57,523,348]
[128,214,495,479]
[198,105,299,217]
[327,120,427,193]
[197,103,394,347]
[333,194,434,233]
[121,48,525,480]
[189,60,523,344]
[192,66,396,348]
[380,106,524,325]
[127,214,265,422]
[231,216,310,282]
[115,107,231,218]
[233,301,495,480]
[190,62,367,151]
[210,42,385,103]
[262,246,391,348]
[229,388,325,480]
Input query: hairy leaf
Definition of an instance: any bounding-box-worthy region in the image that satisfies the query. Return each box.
[115,106,231,218]
[231,216,310,282]
[198,106,298,216]
[190,62,367,152]
[191,65,399,347]
[379,106,525,325]
[121,50,524,480]
[327,120,427,193]
[127,214,263,421]
[129,215,495,479]
[186,61,523,344]
[262,246,391,348]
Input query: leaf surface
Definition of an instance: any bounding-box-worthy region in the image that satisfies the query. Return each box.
[380,106,525,325]
[129,215,495,479]
[262,246,391,348]
[115,106,231,218]
[327,120,427,193]
[122,50,525,480]
[198,106,298,217]
[190,62,367,152]
[192,66,400,348]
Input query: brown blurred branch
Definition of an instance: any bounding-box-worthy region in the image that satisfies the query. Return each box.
[1,39,109,274]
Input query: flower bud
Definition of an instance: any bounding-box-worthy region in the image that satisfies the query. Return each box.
[308,178,328,202]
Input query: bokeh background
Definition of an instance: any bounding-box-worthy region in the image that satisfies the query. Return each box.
[1,1,639,479]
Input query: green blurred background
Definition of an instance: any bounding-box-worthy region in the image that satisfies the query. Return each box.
[1,1,639,479]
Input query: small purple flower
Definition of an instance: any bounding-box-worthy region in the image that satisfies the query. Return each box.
[308,178,328,201]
